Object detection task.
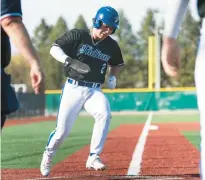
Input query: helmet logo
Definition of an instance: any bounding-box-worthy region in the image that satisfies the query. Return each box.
[114,17,119,23]
[99,14,103,20]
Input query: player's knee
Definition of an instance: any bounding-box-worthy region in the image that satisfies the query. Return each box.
[96,111,111,123]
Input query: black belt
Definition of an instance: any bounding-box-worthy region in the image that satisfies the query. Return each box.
[68,79,101,88]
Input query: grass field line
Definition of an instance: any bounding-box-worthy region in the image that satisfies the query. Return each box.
[127,111,153,176]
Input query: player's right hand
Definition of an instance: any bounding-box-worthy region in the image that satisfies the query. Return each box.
[30,63,45,94]
[107,76,116,89]
[161,37,180,77]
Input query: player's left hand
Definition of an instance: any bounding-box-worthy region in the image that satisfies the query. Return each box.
[161,37,180,77]
[107,76,116,89]
[64,57,90,75]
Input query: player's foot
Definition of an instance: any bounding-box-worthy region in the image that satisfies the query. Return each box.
[86,154,106,170]
[40,151,52,176]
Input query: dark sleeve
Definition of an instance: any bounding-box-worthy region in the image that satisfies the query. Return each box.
[198,0,205,18]
[1,0,22,18]
[108,42,124,66]
[52,29,81,58]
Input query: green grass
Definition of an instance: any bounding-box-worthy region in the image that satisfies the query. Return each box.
[152,114,199,123]
[1,115,147,169]
[182,131,200,150]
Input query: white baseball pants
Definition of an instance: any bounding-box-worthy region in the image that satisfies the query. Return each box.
[195,18,205,180]
[45,80,111,157]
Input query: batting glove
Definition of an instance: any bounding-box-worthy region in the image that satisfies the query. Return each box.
[107,76,116,89]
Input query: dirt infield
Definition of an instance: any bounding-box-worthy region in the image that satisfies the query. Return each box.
[168,122,200,131]
[4,116,56,127]
[141,124,200,177]
[2,121,200,180]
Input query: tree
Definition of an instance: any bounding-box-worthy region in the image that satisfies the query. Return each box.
[74,14,88,29]
[5,55,32,91]
[114,10,142,88]
[46,16,69,89]
[177,9,201,87]
[32,18,53,73]
[32,19,53,50]
[32,17,69,89]
[49,16,68,41]
[136,9,156,60]
[133,9,157,88]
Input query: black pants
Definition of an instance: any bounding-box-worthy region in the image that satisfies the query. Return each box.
[1,115,7,129]
[1,69,19,128]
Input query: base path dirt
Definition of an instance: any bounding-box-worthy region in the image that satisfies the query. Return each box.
[141,123,200,179]
[170,122,200,131]
[4,116,56,127]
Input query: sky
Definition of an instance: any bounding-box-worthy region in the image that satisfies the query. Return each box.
[12,0,200,53]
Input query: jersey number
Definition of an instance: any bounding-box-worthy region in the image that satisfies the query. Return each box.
[101,63,106,74]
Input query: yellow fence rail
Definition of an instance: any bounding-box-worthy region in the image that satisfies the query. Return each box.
[45,87,196,94]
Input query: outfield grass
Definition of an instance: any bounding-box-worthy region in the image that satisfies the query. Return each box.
[183,131,200,150]
[152,114,199,123]
[1,115,147,169]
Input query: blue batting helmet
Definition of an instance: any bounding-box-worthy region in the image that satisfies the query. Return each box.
[93,6,119,34]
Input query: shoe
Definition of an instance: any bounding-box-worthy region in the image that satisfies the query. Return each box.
[40,151,52,176]
[86,154,106,170]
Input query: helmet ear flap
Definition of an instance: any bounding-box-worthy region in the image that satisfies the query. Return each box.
[93,18,102,29]
[111,29,116,34]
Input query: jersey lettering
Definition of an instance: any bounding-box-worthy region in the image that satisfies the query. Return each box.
[79,44,111,62]
[101,63,107,74]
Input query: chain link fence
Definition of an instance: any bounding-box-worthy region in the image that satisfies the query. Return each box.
[7,93,45,119]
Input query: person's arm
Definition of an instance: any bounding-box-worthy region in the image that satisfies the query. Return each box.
[1,16,41,67]
[107,41,124,89]
[50,45,68,63]
[164,0,189,39]
[1,16,44,93]
[161,0,189,77]
[50,31,90,75]
[107,66,123,89]
[109,66,123,77]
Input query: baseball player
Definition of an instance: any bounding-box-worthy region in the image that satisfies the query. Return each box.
[161,0,205,179]
[40,6,124,176]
